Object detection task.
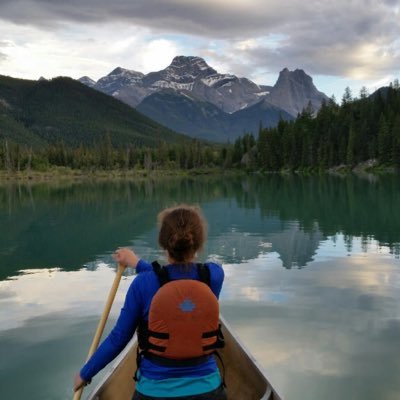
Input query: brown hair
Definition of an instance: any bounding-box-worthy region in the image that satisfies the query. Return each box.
[158,204,207,263]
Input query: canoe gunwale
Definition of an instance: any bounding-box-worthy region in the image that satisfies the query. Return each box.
[86,334,138,399]
[86,315,282,400]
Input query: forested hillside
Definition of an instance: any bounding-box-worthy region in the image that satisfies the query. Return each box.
[253,83,400,171]
[0,75,189,148]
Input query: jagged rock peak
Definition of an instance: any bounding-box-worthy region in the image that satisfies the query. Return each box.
[277,68,313,84]
[171,55,210,68]
[166,55,217,76]
[270,67,328,116]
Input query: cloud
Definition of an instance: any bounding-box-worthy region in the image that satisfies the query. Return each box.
[0,0,399,89]
[194,2,400,79]
[0,40,12,62]
[0,20,182,79]
[1,0,268,35]
[0,0,398,40]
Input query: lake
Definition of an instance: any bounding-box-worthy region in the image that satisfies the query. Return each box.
[0,174,399,400]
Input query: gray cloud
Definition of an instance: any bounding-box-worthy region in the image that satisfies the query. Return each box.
[0,0,268,34]
[0,0,397,38]
[0,0,398,78]
[203,2,400,79]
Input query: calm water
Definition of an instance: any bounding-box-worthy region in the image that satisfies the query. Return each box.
[0,174,399,400]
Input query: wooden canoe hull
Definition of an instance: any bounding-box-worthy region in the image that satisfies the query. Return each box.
[87,316,282,400]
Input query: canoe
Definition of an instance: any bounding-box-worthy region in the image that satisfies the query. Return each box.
[86,316,282,400]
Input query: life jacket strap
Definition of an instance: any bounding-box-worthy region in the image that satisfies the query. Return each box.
[196,263,211,286]
[202,329,220,338]
[202,323,225,350]
[148,329,169,339]
[134,346,141,382]
[147,343,167,352]
[151,261,169,286]
[152,261,211,287]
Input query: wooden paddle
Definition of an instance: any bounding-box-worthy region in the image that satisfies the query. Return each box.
[73,263,126,400]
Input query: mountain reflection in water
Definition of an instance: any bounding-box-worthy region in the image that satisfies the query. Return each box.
[0,174,398,280]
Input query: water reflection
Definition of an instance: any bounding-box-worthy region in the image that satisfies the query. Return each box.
[1,240,399,400]
[1,174,399,281]
[222,249,400,400]
[0,265,132,330]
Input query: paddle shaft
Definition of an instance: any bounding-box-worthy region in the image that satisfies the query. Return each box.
[73,263,126,400]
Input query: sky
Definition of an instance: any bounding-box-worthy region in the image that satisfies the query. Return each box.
[0,0,399,100]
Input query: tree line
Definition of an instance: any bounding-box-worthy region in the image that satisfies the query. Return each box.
[0,136,232,172]
[255,80,400,171]
[1,81,400,173]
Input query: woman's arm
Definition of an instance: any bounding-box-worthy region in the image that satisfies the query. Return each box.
[77,277,143,384]
[207,262,225,298]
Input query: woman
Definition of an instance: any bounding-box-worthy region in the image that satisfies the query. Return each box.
[74,204,226,399]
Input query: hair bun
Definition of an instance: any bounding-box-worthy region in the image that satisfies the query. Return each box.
[169,232,194,251]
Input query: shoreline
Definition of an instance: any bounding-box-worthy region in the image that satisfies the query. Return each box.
[0,167,243,183]
[0,163,397,183]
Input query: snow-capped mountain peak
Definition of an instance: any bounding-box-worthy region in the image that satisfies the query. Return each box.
[143,56,217,86]
[82,56,327,115]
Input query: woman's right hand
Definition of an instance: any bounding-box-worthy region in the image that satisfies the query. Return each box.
[73,373,88,391]
[113,248,139,268]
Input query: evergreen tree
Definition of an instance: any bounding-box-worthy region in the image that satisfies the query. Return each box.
[378,114,391,164]
[359,86,369,99]
[392,115,400,168]
[346,126,355,166]
[342,87,353,105]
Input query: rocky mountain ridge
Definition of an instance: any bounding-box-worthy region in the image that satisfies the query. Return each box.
[81,56,327,116]
[79,56,328,141]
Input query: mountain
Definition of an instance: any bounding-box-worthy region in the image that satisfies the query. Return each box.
[79,56,328,142]
[229,100,294,137]
[265,68,329,116]
[78,76,96,88]
[136,89,231,142]
[0,75,190,148]
[89,56,272,113]
[137,90,294,141]
[85,56,326,115]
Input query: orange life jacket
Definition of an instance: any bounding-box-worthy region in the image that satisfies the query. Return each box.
[137,261,224,366]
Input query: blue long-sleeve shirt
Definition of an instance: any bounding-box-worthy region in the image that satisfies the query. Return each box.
[80,259,224,384]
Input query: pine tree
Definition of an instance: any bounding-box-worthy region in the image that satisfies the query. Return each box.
[392,115,400,168]
[342,87,353,105]
[378,114,391,164]
[346,126,355,166]
[359,86,369,99]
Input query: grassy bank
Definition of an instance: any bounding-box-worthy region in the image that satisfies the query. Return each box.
[1,160,398,183]
[0,166,243,182]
